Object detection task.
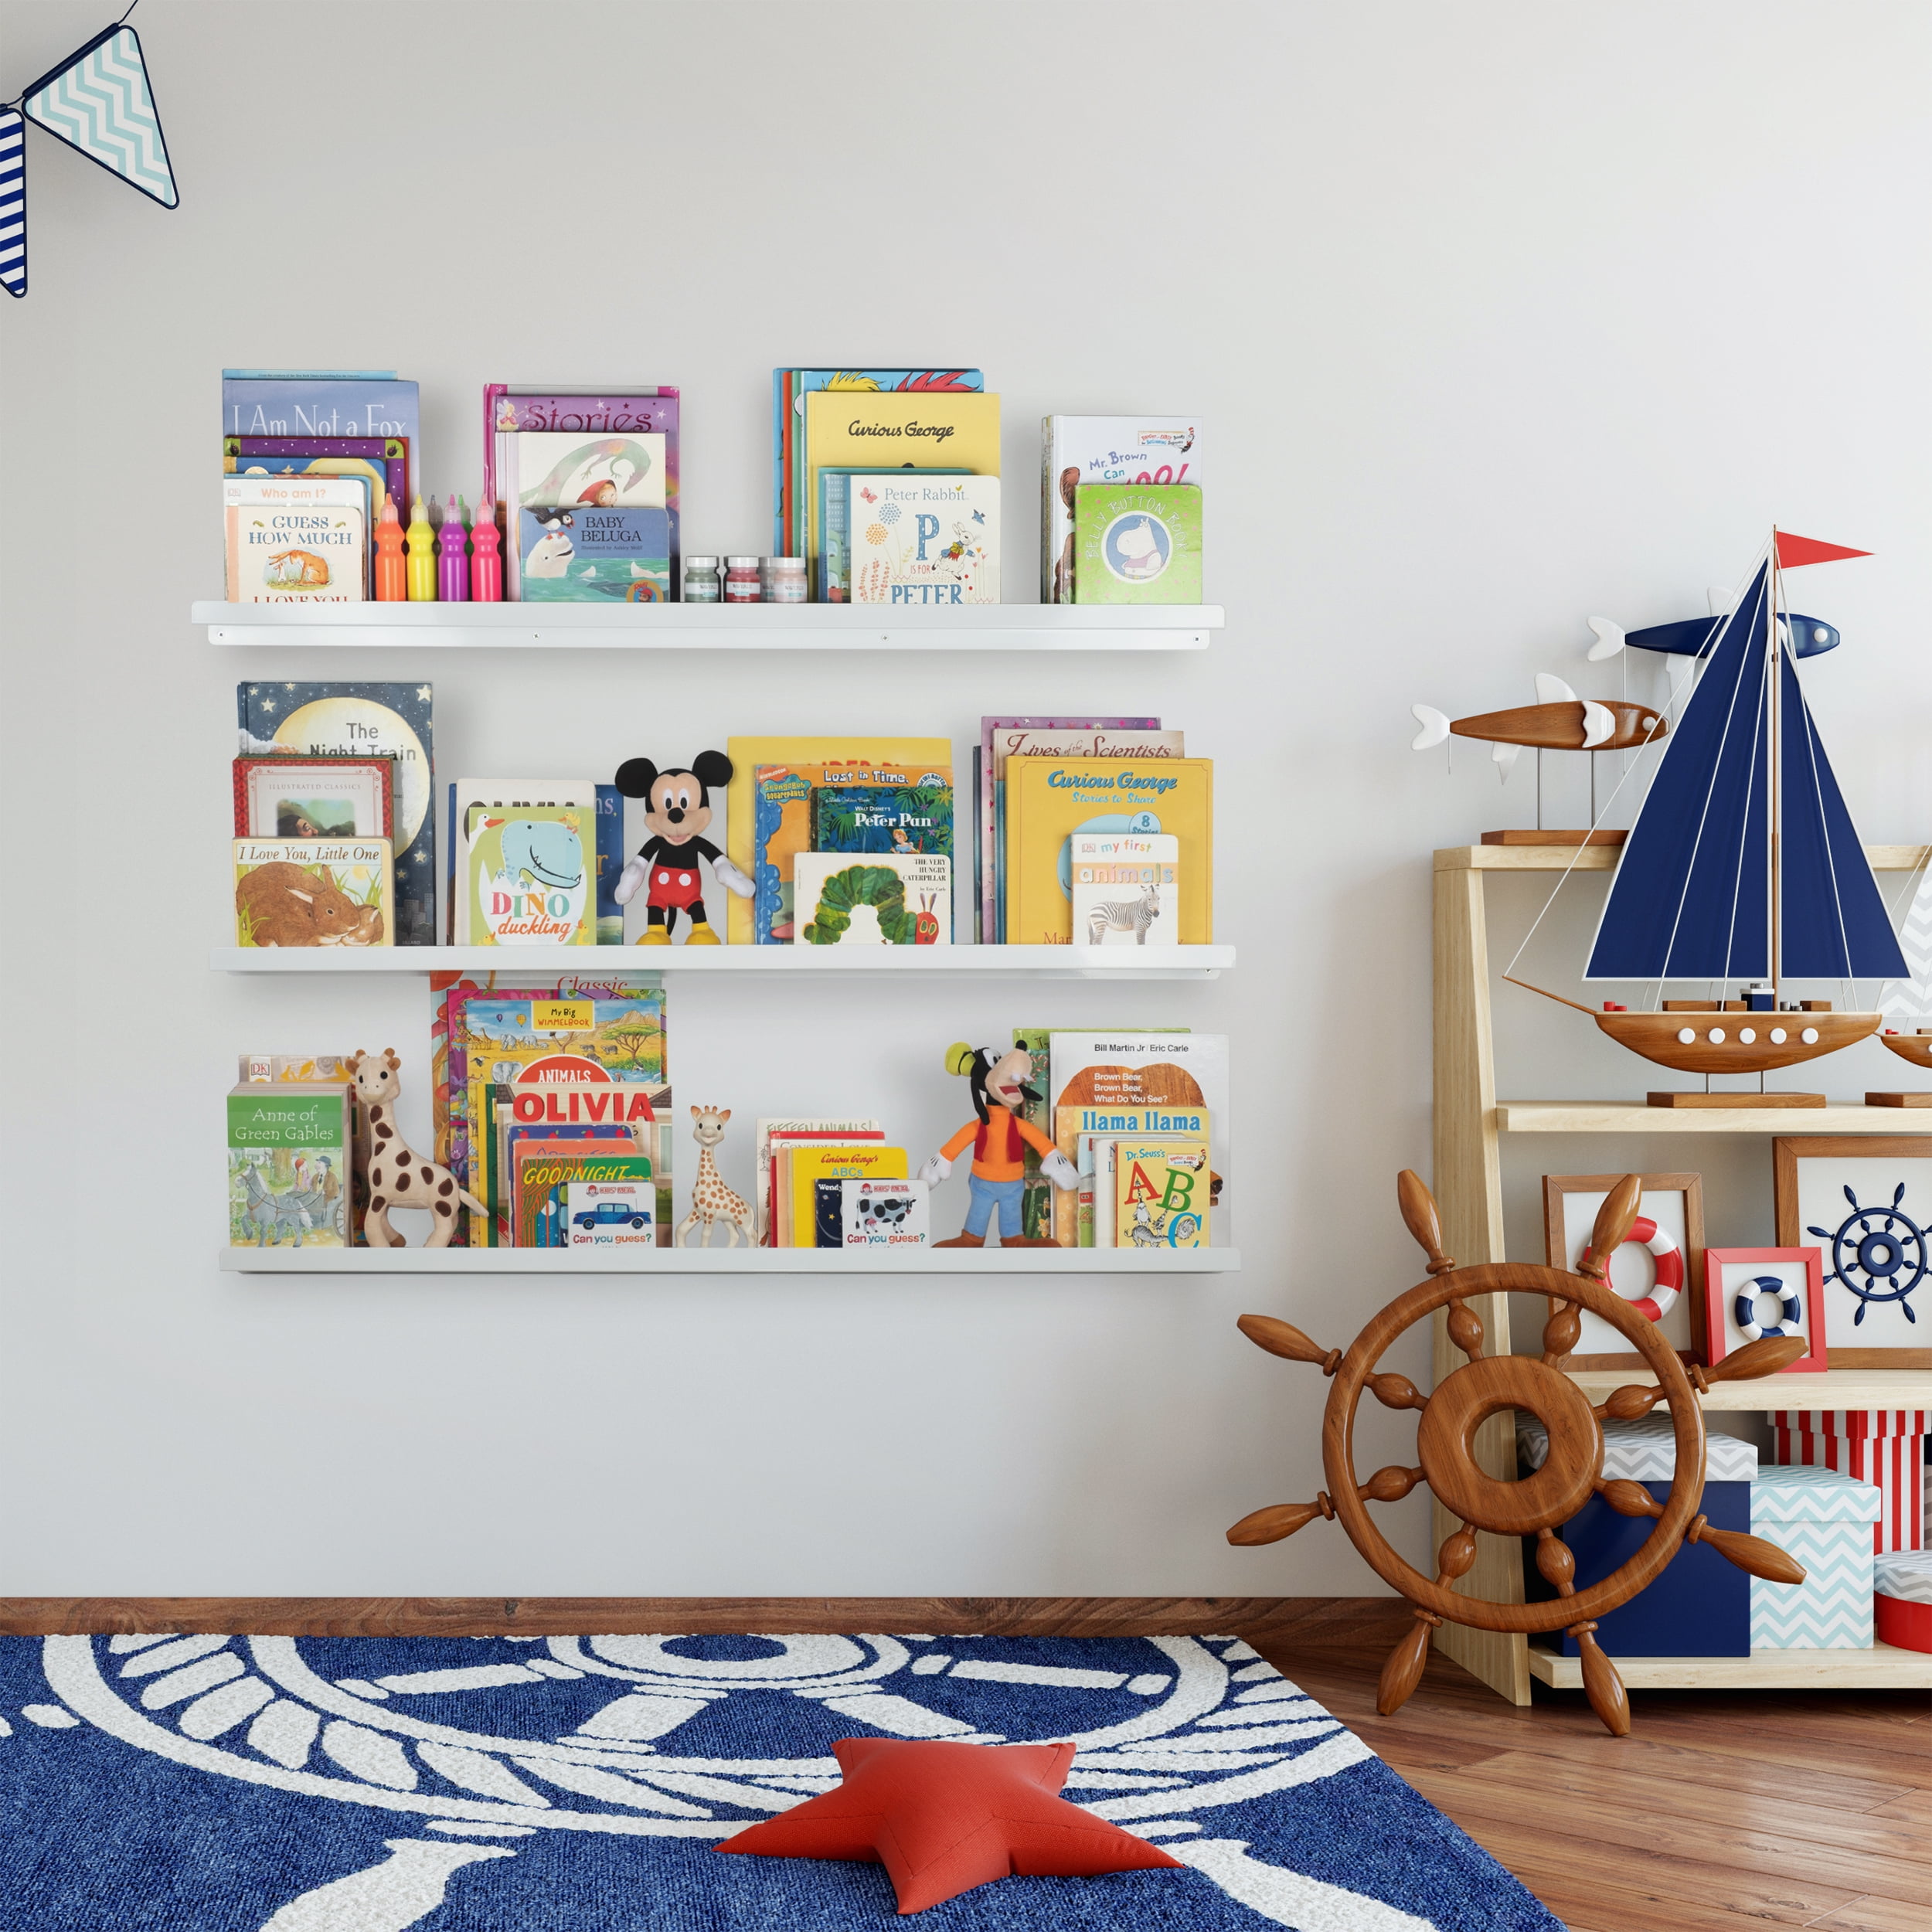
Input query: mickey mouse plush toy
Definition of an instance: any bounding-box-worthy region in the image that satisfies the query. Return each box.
[613,751,754,944]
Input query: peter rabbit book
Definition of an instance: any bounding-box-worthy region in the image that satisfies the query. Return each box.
[1070,832,1180,946]
[456,781,597,947]
[1071,482,1202,605]
[791,854,951,945]
[818,465,965,600]
[849,475,1000,605]
[1114,1139,1211,1250]
[227,1085,352,1249]
[1005,757,1212,946]
[516,505,671,603]
[224,476,366,603]
[234,839,392,948]
[239,682,435,947]
[1042,417,1200,601]
[811,781,954,858]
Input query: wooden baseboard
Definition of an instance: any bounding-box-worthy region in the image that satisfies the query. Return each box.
[0,1595,1394,1641]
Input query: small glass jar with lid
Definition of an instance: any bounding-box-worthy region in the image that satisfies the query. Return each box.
[724,556,763,604]
[682,556,721,603]
[764,556,807,604]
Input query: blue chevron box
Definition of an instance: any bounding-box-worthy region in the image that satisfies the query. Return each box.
[1750,1465,1880,1649]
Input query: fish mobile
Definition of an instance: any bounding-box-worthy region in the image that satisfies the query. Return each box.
[1411,674,1667,781]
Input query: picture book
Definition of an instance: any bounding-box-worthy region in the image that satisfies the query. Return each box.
[818,1176,931,1251]
[233,755,393,841]
[479,1077,668,1247]
[818,467,964,600]
[516,1141,648,1247]
[1072,483,1202,605]
[239,682,435,947]
[510,432,667,511]
[726,736,953,945]
[239,1053,352,1085]
[594,784,624,945]
[566,1179,657,1250]
[812,781,952,858]
[988,726,1183,941]
[455,780,597,947]
[234,838,392,947]
[223,374,418,450]
[227,1084,351,1249]
[1048,1035,1226,1245]
[1042,416,1200,601]
[1005,757,1212,946]
[976,719,1162,944]
[754,1119,880,1243]
[224,476,365,603]
[791,853,950,945]
[1009,1026,1055,1238]
[1070,831,1179,946]
[1114,1139,1211,1250]
[1077,1134,1120,1247]
[773,369,983,554]
[849,475,1000,605]
[485,389,678,519]
[787,1145,908,1247]
[801,391,999,581]
[516,505,671,603]
[225,434,410,521]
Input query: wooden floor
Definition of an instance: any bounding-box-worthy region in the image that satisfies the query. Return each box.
[1253,1602,1932,1932]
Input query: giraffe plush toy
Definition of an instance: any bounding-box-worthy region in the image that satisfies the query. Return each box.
[347,1049,488,1248]
[675,1105,754,1247]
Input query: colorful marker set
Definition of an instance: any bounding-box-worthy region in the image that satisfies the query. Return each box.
[372,494,503,603]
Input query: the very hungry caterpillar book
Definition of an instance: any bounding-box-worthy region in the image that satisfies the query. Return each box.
[792,853,950,944]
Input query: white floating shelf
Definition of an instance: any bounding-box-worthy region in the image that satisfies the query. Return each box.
[1563,1366,1932,1411]
[211,944,1233,980]
[193,601,1223,651]
[1528,1640,1930,1691]
[220,1246,1241,1276]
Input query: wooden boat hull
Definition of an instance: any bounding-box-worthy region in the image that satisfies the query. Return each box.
[1879,1033,1932,1070]
[1451,699,1666,753]
[1594,1009,1880,1073]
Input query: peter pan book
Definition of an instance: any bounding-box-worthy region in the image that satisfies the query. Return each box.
[516,506,671,603]
[233,839,392,947]
[224,476,366,603]
[1114,1139,1211,1250]
[1071,482,1202,604]
[456,780,597,946]
[1042,416,1199,601]
[227,1084,352,1248]
[812,781,953,857]
[791,854,950,945]
[1005,756,1212,946]
[818,467,965,600]
[849,476,1000,605]
[238,682,435,947]
[1070,831,1179,946]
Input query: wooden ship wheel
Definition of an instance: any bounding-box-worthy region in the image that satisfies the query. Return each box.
[1228,1171,1809,1735]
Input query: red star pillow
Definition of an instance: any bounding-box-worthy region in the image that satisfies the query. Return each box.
[715,1736,1183,1914]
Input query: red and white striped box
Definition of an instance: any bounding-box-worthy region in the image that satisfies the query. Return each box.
[1771,1411,1927,1554]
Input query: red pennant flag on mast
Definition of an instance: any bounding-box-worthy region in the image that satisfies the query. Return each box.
[1774,530,1870,568]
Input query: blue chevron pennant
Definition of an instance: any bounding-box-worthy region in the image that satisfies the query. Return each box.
[0,109,22,298]
[19,24,176,209]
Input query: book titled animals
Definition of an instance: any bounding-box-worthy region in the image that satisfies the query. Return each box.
[849,477,1000,604]
[1070,832,1179,946]
[234,839,391,947]
[224,476,366,602]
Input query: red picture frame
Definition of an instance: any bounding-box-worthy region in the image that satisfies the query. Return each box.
[1702,1247,1828,1373]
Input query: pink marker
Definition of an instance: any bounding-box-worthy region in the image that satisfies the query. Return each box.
[438,495,470,603]
[471,495,502,602]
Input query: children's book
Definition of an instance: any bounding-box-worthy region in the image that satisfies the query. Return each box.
[812,781,953,858]
[225,434,410,526]
[234,838,392,947]
[849,475,1000,605]
[454,780,597,947]
[801,391,1000,585]
[594,784,624,945]
[1072,483,1202,605]
[1070,831,1179,947]
[233,754,393,841]
[566,1178,657,1250]
[791,854,950,945]
[818,1176,931,1250]
[482,1080,668,1248]
[239,1053,352,1085]
[1114,1139,1211,1250]
[223,374,418,452]
[818,466,965,600]
[224,476,366,603]
[755,1120,881,1243]
[509,1122,643,1242]
[1005,756,1212,947]
[239,682,435,947]
[1077,1134,1121,1248]
[516,505,672,603]
[485,389,678,526]
[1042,416,1200,601]
[510,432,668,511]
[773,369,983,555]
[977,719,1163,944]
[227,1084,352,1249]
[517,1141,649,1247]
[787,1145,908,1247]
[726,737,954,945]
[988,726,1183,942]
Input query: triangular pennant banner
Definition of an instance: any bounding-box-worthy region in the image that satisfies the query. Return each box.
[0,109,24,298]
[20,24,177,209]
[1775,530,1870,568]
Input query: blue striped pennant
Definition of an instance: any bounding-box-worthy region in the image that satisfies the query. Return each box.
[0,109,22,298]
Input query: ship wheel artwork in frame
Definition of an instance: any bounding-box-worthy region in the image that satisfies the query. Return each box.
[1227,1172,1809,1735]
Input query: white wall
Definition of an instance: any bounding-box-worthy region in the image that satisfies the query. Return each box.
[2,0,1927,1597]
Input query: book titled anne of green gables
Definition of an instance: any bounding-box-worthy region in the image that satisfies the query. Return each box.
[227,1085,352,1248]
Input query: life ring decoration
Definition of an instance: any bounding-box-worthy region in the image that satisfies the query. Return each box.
[1733,1274,1804,1342]
[1224,1171,1810,1736]
[1611,1215,1683,1322]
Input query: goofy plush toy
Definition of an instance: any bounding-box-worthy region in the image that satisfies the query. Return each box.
[920,1043,1080,1247]
[614,750,755,944]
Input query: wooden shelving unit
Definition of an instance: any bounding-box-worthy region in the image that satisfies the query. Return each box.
[193,601,1223,651]
[1430,842,1932,1705]
[220,1247,1241,1276]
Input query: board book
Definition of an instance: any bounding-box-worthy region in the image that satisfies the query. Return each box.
[786,1144,909,1247]
[754,1119,880,1243]
[1042,416,1200,602]
[1072,482,1202,605]
[818,466,965,600]
[516,506,672,603]
[455,780,597,947]
[1070,831,1179,946]
[227,1083,352,1249]
[791,854,951,945]
[849,475,1000,605]
[224,475,366,603]
[1114,1138,1211,1250]
[818,1176,931,1251]
[566,1179,657,1250]
[233,838,392,947]
[519,1145,651,1248]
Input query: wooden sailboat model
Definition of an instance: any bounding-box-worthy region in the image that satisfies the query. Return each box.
[1511,532,1903,1083]
[1874,855,1932,1085]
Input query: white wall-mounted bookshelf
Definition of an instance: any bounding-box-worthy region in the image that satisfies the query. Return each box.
[220,1247,1242,1276]
[194,602,1223,651]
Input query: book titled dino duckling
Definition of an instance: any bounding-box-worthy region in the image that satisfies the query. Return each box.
[456,778,597,945]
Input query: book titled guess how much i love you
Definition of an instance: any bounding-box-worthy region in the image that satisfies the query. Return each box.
[224,476,366,603]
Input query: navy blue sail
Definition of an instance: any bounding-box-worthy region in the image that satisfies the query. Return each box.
[1778,648,1906,978]
[1586,564,1772,981]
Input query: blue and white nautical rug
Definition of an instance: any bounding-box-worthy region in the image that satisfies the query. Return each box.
[0,1632,1559,1930]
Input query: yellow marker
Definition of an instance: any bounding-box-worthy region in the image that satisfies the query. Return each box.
[405,495,438,601]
